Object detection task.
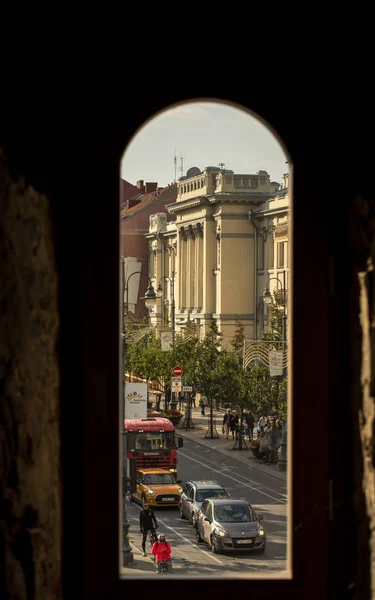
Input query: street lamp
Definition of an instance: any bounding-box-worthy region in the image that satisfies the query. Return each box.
[120,261,156,566]
[263,269,287,472]
[157,272,175,342]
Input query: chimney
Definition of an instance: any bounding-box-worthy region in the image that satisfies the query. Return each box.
[136,180,145,193]
[145,182,157,194]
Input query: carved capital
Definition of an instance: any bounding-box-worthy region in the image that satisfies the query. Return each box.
[179,227,188,241]
[193,222,203,238]
[167,241,177,254]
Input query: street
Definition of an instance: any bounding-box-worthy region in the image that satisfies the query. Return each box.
[122,433,288,578]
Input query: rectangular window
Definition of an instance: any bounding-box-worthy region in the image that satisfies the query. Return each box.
[269,234,274,268]
[258,235,264,270]
[277,242,285,268]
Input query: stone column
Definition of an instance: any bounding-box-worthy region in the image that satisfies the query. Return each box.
[186,225,195,310]
[193,223,203,310]
[179,228,187,310]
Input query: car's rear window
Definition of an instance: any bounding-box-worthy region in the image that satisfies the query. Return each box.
[196,488,230,502]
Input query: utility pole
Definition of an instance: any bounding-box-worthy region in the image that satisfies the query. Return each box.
[120,257,134,566]
[277,269,287,471]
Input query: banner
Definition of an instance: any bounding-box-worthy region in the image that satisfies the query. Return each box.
[124,382,148,419]
[161,331,173,351]
[268,350,283,377]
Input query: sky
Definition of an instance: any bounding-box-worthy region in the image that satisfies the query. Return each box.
[120,101,289,189]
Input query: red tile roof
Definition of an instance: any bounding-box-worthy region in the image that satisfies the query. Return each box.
[121,183,177,219]
[120,179,142,206]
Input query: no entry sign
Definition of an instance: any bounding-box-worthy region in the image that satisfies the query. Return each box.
[172,365,183,376]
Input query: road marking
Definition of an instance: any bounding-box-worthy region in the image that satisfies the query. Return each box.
[178,451,286,504]
[130,502,224,565]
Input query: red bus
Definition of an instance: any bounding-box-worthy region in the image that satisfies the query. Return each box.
[124,417,184,482]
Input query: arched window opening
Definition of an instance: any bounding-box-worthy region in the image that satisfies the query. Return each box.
[120,99,292,581]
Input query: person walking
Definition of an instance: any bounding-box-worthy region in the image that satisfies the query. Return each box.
[139,502,158,556]
[222,408,231,439]
[229,410,239,440]
[257,415,266,438]
[245,411,255,441]
[258,428,271,464]
[199,395,206,416]
[271,419,282,462]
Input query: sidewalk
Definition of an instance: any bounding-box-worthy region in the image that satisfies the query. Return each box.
[175,406,287,484]
[121,534,157,576]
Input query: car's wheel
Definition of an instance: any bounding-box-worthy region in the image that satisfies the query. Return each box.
[180,505,187,519]
[196,527,203,543]
[192,513,197,528]
[258,546,266,554]
[141,494,148,508]
[210,536,220,554]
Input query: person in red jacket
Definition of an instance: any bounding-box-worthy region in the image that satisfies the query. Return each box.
[151,533,172,573]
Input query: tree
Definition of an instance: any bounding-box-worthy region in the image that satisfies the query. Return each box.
[194,320,223,438]
[258,290,288,417]
[124,317,201,412]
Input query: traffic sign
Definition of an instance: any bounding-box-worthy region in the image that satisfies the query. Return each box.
[172,376,182,383]
[172,365,183,376]
[182,386,193,392]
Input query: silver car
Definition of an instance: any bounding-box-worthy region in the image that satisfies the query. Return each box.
[195,497,266,554]
[179,480,230,528]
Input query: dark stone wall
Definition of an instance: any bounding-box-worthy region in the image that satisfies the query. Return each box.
[0,150,61,599]
[1,70,374,598]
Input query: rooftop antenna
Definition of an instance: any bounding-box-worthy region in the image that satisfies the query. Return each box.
[173,149,177,183]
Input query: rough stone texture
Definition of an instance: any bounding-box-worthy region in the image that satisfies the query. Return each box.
[0,150,61,599]
[349,194,375,599]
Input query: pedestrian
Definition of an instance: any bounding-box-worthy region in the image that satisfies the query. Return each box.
[199,396,206,416]
[139,502,158,556]
[152,533,172,574]
[191,394,196,408]
[246,411,255,441]
[222,408,231,439]
[258,428,271,464]
[271,419,282,461]
[242,410,249,439]
[229,409,239,440]
[257,415,266,438]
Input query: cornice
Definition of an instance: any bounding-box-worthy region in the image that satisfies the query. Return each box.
[166,197,205,213]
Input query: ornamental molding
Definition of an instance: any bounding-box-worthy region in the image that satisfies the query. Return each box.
[274,223,289,238]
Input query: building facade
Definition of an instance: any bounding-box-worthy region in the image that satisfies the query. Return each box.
[145,166,290,347]
[120,179,177,320]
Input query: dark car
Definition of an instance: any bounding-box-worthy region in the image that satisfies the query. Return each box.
[179,480,230,527]
[195,497,266,554]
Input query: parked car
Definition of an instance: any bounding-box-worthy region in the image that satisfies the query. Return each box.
[131,468,183,508]
[195,497,266,554]
[179,480,230,527]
